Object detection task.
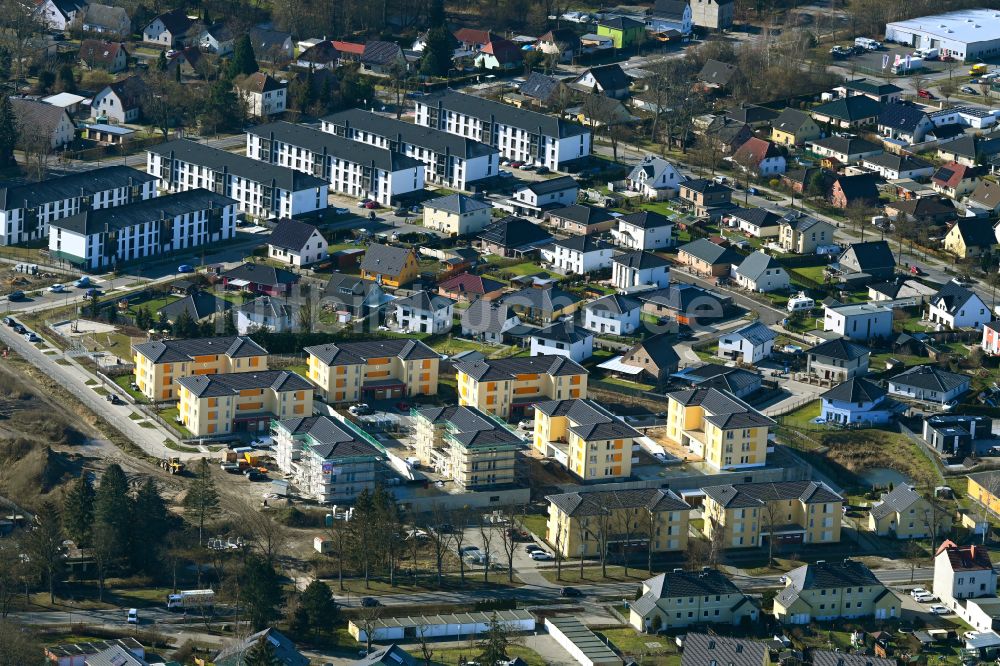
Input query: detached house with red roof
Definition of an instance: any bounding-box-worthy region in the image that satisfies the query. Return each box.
[932,161,983,199]
[438,272,507,302]
[732,137,786,176]
[235,72,287,118]
[475,38,523,71]
[78,39,128,73]
[933,540,998,631]
[453,28,498,52]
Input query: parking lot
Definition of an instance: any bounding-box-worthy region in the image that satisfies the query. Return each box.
[832,43,954,77]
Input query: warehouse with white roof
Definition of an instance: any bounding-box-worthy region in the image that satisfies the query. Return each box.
[885,9,1000,61]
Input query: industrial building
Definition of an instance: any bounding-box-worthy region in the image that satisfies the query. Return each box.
[886,9,1000,62]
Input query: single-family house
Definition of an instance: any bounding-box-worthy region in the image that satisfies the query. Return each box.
[391,290,455,335]
[249,28,294,64]
[811,96,883,129]
[646,0,693,34]
[529,322,594,362]
[836,78,904,104]
[884,196,956,224]
[612,210,674,251]
[939,135,1000,167]
[267,219,327,267]
[638,284,731,326]
[778,214,835,255]
[805,337,870,383]
[507,176,579,219]
[11,99,75,149]
[717,320,776,364]
[323,273,387,323]
[969,179,1000,216]
[861,153,935,181]
[545,204,616,235]
[696,59,737,91]
[827,172,878,209]
[38,0,86,31]
[572,64,630,99]
[536,29,581,62]
[438,272,506,303]
[142,9,195,48]
[869,484,952,538]
[518,72,568,107]
[423,194,492,237]
[629,569,757,634]
[680,178,733,218]
[806,136,883,165]
[474,38,522,71]
[212,628,308,666]
[198,23,234,55]
[932,162,983,199]
[927,281,991,330]
[596,16,645,49]
[626,156,684,199]
[501,285,582,323]
[733,251,789,293]
[945,219,996,259]
[477,216,553,257]
[569,95,635,128]
[887,365,970,405]
[236,296,296,334]
[836,240,896,282]
[612,251,671,292]
[540,234,614,275]
[295,41,340,70]
[703,116,752,154]
[773,560,899,624]
[771,108,821,147]
[725,105,778,129]
[359,243,419,288]
[78,3,131,37]
[453,28,497,52]
[78,39,128,73]
[820,376,894,425]
[608,333,680,389]
[933,540,997,611]
[823,302,892,341]
[91,75,146,123]
[967,471,1000,516]
[159,291,231,324]
[878,102,935,144]
[235,72,287,118]
[361,41,407,75]
[459,298,521,343]
[677,238,743,277]
[689,0,734,30]
[731,137,786,176]
[583,293,641,336]
[868,277,937,303]
[729,208,782,238]
[221,262,299,297]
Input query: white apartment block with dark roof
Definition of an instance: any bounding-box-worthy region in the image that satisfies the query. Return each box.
[246,122,423,207]
[0,165,158,246]
[321,109,499,191]
[148,138,328,220]
[413,90,591,171]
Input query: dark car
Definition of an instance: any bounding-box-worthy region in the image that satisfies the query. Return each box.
[8,291,25,301]
[245,470,267,481]
[560,587,582,597]
[437,523,455,533]
[393,208,408,217]
[360,597,380,607]
[12,325,25,334]
[2,317,13,327]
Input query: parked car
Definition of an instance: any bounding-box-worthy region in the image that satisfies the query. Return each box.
[560,587,582,597]
[529,550,554,561]
[333,207,350,215]
[360,597,380,607]
[536,166,550,174]
[364,201,379,209]
[913,592,936,603]
[74,276,91,288]
[7,291,24,301]
[509,161,524,168]
[48,284,66,293]
[459,545,481,554]
[127,608,138,624]
[910,587,930,598]
[357,199,372,208]
[177,264,194,273]
[393,207,408,217]
[24,332,40,343]
[929,604,950,615]
[85,288,102,298]
[962,85,979,95]
[2,317,13,327]
[917,89,935,99]
[525,544,542,553]
[518,164,536,171]
[12,324,25,334]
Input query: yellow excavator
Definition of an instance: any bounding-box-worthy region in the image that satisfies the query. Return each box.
[159,457,185,475]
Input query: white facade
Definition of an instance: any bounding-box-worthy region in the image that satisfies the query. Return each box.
[91,85,140,124]
[243,86,286,118]
[529,331,594,362]
[583,304,640,336]
[885,10,1000,62]
[237,299,296,334]
[49,190,237,271]
[142,16,181,46]
[928,291,990,330]
[718,330,774,364]
[933,546,997,614]
[612,258,670,292]
[148,141,328,221]
[614,216,673,250]
[861,157,935,181]
[540,241,613,275]
[246,123,424,207]
[823,303,893,341]
[320,111,499,191]
[413,92,591,170]
[38,0,78,31]
[734,265,790,293]
[268,228,327,267]
[393,297,454,335]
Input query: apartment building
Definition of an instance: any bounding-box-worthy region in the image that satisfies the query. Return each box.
[702,480,844,550]
[246,122,423,207]
[177,370,313,436]
[273,415,386,502]
[305,339,440,403]
[413,90,591,170]
[664,388,775,471]
[532,399,639,481]
[454,355,588,419]
[49,189,237,271]
[773,559,899,624]
[147,139,328,220]
[546,488,690,559]
[411,405,523,489]
[629,568,757,633]
[321,109,500,191]
[934,540,998,608]
[0,165,157,246]
[132,336,268,402]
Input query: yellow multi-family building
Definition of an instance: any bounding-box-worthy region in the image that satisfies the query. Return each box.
[773,559,900,625]
[665,387,774,471]
[969,471,1000,515]
[411,405,523,489]
[702,480,844,550]
[628,568,758,633]
[533,399,638,481]
[132,336,268,402]
[176,370,313,436]
[546,488,690,559]
[868,484,953,539]
[305,339,440,403]
[454,355,588,419]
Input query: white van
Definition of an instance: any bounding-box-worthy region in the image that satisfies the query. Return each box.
[127,608,138,624]
[855,37,881,50]
[787,293,815,313]
[914,48,939,60]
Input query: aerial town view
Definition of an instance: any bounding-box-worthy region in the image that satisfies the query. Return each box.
[10,0,1000,664]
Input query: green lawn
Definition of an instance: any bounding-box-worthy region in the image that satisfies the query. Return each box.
[128,295,177,317]
[539,565,650,584]
[484,262,544,277]
[113,374,147,403]
[598,375,656,391]
[158,407,193,439]
[789,265,828,285]
[598,628,680,665]
[520,514,547,540]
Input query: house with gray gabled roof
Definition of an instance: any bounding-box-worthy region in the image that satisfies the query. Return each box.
[460,298,521,343]
[159,291,231,324]
[583,293,641,335]
[821,376,895,425]
[679,634,768,666]
[835,240,895,282]
[477,216,553,257]
[237,296,296,334]
[927,280,991,329]
[351,644,417,666]
[599,332,680,388]
[267,219,327,267]
[811,95,883,129]
[11,98,74,149]
[629,569,757,633]
[613,210,674,250]
[888,365,970,405]
[572,63,631,99]
[681,364,762,397]
[697,59,737,89]
[878,102,934,145]
[862,152,935,180]
[519,71,567,105]
[612,250,670,292]
[677,238,743,277]
[728,207,782,238]
[868,484,952,539]
[806,135,883,164]
[771,107,821,146]
[221,262,299,296]
[546,204,616,235]
[836,78,904,104]
[79,3,131,37]
[529,322,594,362]
[804,337,870,383]
[718,320,776,364]
[733,250,789,293]
[501,284,582,323]
[359,243,419,288]
[212,628,308,666]
[324,273,388,322]
[773,559,898,624]
[625,155,684,198]
[391,290,455,334]
[540,233,614,275]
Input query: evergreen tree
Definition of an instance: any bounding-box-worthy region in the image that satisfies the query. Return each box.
[428,0,445,26]
[243,555,283,630]
[130,478,168,574]
[421,27,454,77]
[25,501,64,604]
[222,309,237,335]
[0,96,17,168]
[228,34,259,79]
[298,580,337,636]
[56,64,76,93]
[62,476,95,547]
[94,464,131,574]
[476,613,511,666]
[200,79,241,133]
[244,634,282,666]
[340,69,375,109]
[156,51,167,71]
[183,458,219,545]
[172,310,199,338]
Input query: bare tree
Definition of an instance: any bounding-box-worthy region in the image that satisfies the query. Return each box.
[327,516,352,591]
[706,516,726,568]
[478,516,497,583]
[0,0,46,86]
[417,625,434,666]
[357,603,383,657]
[496,505,526,584]
[428,505,451,588]
[237,501,288,566]
[921,497,951,555]
[762,500,780,567]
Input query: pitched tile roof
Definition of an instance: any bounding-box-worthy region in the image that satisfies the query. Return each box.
[772,107,814,133]
[864,153,932,173]
[246,122,423,173]
[149,8,194,35]
[500,285,581,314]
[869,484,922,520]
[612,250,670,269]
[477,216,553,249]
[359,243,415,278]
[680,634,767,666]
[821,376,886,404]
[733,137,783,167]
[177,370,311,398]
[238,296,294,320]
[221,262,299,288]
[420,90,588,138]
[812,95,883,121]
[268,219,321,252]
[531,321,593,345]
[623,332,680,370]
[454,354,587,381]
[703,480,841,509]
[809,135,882,156]
[931,279,986,313]
[735,250,784,282]
[618,210,672,229]
[133,335,267,363]
[549,204,614,226]
[936,539,994,571]
[730,207,782,230]
[889,364,969,392]
[393,290,454,312]
[275,415,382,460]
[236,71,286,94]
[667,386,774,428]
[10,98,71,137]
[159,291,232,322]
[550,233,613,253]
[683,364,761,394]
[361,40,404,66]
[425,193,491,215]
[78,39,127,67]
[697,59,737,86]
[585,293,641,315]
[579,63,629,91]
[679,238,743,266]
[546,486,688,517]
[519,72,564,102]
[727,320,777,346]
[877,102,930,132]
[213,628,308,666]
[306,338,439,366]
[439,272,505,296]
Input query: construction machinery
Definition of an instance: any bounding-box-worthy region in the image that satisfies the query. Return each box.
[159,457,185,475]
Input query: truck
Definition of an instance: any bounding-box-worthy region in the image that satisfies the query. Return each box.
[166,589,215,610]
[891,56,924,74]
[971,63,989,76]
[854,37,881,50]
